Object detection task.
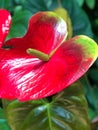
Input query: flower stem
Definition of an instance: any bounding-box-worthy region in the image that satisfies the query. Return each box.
[57,0,62,7]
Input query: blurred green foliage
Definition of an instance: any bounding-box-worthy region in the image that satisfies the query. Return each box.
[0,0,98,130]
[76,0,96,9]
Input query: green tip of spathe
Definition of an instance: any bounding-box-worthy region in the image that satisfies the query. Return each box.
[75,35,98,60]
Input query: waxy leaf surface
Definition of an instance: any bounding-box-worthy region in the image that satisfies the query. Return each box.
[2,83,90,130]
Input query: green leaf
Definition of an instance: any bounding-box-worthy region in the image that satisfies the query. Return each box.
[76,0,84,6]
[95,59,98,67]
[0,108,11,130]
[0,108,5,119]
[2,82,90,130]
[88,68,98,84]
[0,120,11,130]
[7,10,32,39]
[88,108,96,120]
[80,75,98,120]
[23,0,93,38]
[85,0,95,9]
[0,0,11,9]
[23,0,49,13]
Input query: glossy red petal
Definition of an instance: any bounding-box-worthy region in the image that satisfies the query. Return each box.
[0,35,97,101]
[5,12,67,54]
[0,9,11,48]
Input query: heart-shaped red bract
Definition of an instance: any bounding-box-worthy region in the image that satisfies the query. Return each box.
[0,10,98,101]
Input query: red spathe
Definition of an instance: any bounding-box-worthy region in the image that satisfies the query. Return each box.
[0,10,97,101]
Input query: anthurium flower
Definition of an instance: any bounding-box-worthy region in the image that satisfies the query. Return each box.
[0,9,98,101]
